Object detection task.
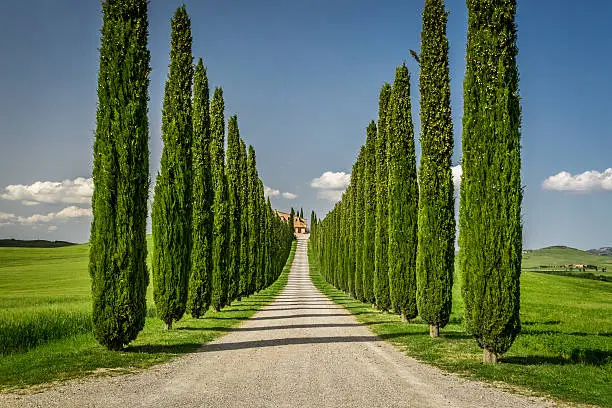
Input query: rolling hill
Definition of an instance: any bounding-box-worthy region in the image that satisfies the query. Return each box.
[523,245,612,268]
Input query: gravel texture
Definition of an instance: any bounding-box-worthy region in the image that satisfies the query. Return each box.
[1,235,559,407]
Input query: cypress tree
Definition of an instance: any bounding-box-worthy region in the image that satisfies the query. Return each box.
[226,115,241,303]
[387,63,418,322]
[362,121,377,305]
[353,147,365,302]
[152,5,193,330]
[246,146,259,295]
[416,0,456,337]
[255,179,266,291]
[188,58,213,318]
[289,207,295,237]
[374,83,392,311]
[90,0,150,350]
[210,87,229,311]
[237,138,249,298]
[459,0,522,363]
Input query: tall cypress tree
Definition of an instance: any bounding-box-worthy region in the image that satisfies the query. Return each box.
[416,0,456,337]
[387,63,418,322]
[90,0,150,350]
[374,83,391,311]
[226,115,242,304]
[210,87,229,311]
[289,207,295,237]
[353,147,365,302]
[152,5,193,330]
[255,179,266,291]
[246,146,259,295]
[237,138,249,298]
[362,121,377,305]
[188,58,213,318]
[459,0,522,363]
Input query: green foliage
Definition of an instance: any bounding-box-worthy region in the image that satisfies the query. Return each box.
[459,0,522,356]
[90,0,150,350]
[188,58,213,318]
[226,115,242,303]
[210,87,229,311]
[238,138,250,297]
[246,146,259,296]
[353,148,365,302]
[416,0,455,329]
[152,5,193,329]
[362,121,377,304]
[289,207,295,237]
[374,83,392,311]
[387,64,418,319]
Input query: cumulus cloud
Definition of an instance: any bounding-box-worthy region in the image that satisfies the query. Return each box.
[542,168,612,193]
[311,171,350,203]
[263,185,280,198]
[282,192,297,200]
[1,177,93,205]
[452,165,462,190]
[0,206,92,225]
[317,190,344,203]
[48,225,58,232]
[311,172,351,190]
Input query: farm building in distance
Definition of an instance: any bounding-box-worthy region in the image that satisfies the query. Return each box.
[275,210,308,234]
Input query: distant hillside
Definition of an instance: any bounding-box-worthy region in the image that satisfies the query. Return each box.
[523,245,612,269]
[0,239,76,248]
[587,247,612,256]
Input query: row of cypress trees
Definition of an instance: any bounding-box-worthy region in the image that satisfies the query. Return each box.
[310,0,522,363]
[90,2,294,349]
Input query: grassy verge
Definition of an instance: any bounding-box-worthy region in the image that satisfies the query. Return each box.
[308,245,611,407]
[0,241,296,392]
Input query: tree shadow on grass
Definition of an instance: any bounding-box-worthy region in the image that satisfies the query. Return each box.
[124,343,203,354]
[521,329,611,337]
[522,320,561,326]
[503,349,612,366]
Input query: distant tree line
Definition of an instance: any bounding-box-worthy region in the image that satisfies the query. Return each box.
[310,0,522,363]
[90,1,294,350]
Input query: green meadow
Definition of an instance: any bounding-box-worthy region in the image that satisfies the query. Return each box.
[309,246,612,407]
[0,240,296,390]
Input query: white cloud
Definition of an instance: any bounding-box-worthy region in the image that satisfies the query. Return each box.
[542,168,612,193]
[48,225,58,232]
[0,206,92,225]
[452,165,462,190]
[311,171,351,190]
[0,212,15,227]
[282,192,297,200]
[317,190,344,203]
[1,177,93,205]
[263,185,280,198]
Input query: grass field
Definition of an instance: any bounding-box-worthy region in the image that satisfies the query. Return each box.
[309,246,612,407]
[0,240,296,391]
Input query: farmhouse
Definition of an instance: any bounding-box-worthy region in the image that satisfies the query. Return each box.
[275,210,308,234]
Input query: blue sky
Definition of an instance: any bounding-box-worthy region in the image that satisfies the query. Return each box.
[0,0,610,249]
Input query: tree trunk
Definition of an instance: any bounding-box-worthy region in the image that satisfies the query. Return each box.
[164,319,172,330]
[429,323,439,338]
[372,304,376,309]
[483,348,498,363]
[401,312,407,322]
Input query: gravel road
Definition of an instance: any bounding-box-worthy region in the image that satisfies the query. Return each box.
[1,235,558,407]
